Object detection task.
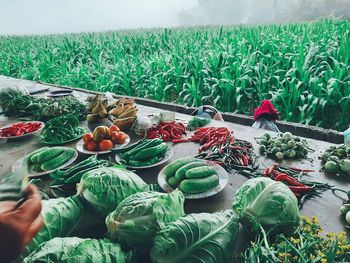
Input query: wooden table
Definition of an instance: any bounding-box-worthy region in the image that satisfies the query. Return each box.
[1,77,349,261]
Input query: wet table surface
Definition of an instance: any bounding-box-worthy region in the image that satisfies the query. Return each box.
[1,76,349,261]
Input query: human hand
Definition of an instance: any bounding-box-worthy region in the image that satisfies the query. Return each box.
[0,184,43,263]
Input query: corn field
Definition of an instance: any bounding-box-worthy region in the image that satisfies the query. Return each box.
[0,19,349,130]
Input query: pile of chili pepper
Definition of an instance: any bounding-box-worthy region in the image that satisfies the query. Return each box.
[0,122,42,137]
[240,164,333,207]
[147,122,186,142]
[172,127,235,152]
[195,139,258,170]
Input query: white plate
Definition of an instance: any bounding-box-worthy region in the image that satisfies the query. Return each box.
[12,147,78,178]
[76,135,130,155]
[0,121,45,139]
[115,148,173,169]
[158,160,228,199]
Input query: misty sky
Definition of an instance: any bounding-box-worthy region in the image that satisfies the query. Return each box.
[0,0,197,35]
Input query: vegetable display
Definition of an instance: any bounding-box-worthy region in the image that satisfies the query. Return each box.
[119,138,169,167]
[49,155,111,185]
[0,122,42,137]
[232,177,300,235]
[173,127,234,152]
[40,114,85,144]
[164,158,219,194]
[147,121,186,141]
[0,87,86,121]
[20,196,85,259]
[320,144,350,175]
[106,190,185,250]
[23,237,137,263]
[82,125,128,151]
[77,167,148,217]
[257,132,312,160]
[27,147,76,172]
[150,210,239,263]
[196,139,258,171]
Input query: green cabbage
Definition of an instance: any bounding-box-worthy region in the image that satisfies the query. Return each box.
[106,189,185,250]
[150,210,239,263]
[232,177,300,234]
[20,196,85,259]
[23,237,137,263]
[77,167,147,217]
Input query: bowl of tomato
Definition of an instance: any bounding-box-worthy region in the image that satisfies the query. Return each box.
[76,125,130,155]
[0,121,45,139]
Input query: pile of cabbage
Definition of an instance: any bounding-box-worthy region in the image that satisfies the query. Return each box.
[19,166,300,263]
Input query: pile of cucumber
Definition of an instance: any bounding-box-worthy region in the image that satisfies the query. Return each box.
[26,147,75,172]
[163,157,219,194]
[119,138,169,167]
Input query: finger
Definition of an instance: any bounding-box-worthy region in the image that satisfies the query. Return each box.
[23,214,44,248]
[0,201,17,214]
[16,185,42,221]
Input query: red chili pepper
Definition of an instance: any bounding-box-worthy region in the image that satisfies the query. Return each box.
[288,185,313,193]
[275,174,306,187]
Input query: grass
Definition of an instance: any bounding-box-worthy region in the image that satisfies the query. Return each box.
[0,19,349,130]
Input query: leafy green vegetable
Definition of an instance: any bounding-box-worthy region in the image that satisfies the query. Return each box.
[19,196,85,259]
[40,113,85,144]
[106,189,185,250]
[23,237,137,263]
[150,210,239,263]
[187,116,211,131]
[77,167,148,217]
[0,88,86,121]
[232,177,300,234]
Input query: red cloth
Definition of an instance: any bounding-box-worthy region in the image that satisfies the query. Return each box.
[254,100,279,121]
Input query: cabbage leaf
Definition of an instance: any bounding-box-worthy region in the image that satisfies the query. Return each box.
[23,237,137,263]
[77,167,148,217]
[19,196,85,260]
[150,210,239,263]
[232,177,300,234]
[106,189,185,250]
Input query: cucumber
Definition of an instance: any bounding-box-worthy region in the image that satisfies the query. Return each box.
[40,149,75,171]
[132,143,167,161]
[29,147,50,163]
[175,161,208,180]
[128,156,160,167]
[36,147,65,164]
[167,176,181,188]
[32,163,43,172]
[122,139,162,160]
[180,174,219,194]
[163,157,197,179]
[186,166,217,179]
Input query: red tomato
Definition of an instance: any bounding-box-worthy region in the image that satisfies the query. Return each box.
[83,133,93,144]
[112,132,127,144]
[110,125,120,133]
[85,141,98,151]
[99,139,114,151]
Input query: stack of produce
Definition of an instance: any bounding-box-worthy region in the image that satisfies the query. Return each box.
[49,155,111,185]
[119,138,168,167]
[0,122,43,137]
[0,87,86,121]
[26,147,75,172]
[196,139,258,170]
[40,114,85,144]
[257,132,312,160]
[82,125,128,151]
[163,157,219,194]
[86,95,138,131]
[147,121,186,141]
[320,144,350,175]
